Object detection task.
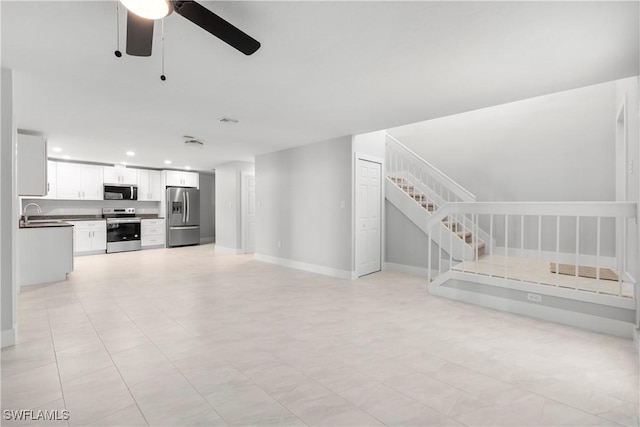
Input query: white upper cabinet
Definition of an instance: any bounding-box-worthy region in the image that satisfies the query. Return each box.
[42,161,57,199]
[17,133,47,196]
[164,170,199,188]
[104,166,137,185]
[182,172,199,188]
[56,163,104,200]
[137,169,162,201]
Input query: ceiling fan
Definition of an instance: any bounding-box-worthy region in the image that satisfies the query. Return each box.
[119,0,261,57]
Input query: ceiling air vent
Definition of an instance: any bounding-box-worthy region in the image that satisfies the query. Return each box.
[218,117,239,124]
[184,139,204,148]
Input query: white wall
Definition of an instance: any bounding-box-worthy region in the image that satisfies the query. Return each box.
[353,130,386,159]
[215,161,254,252]
[1,67,18,347]
[199,172,215,242]
[255,136,354,277]
[385,80,625,273]
[388,81,618,202]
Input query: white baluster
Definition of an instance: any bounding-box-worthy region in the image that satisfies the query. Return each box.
[575,216,580,290]
[537,215,542,285]
[596,216,601,294]
[504,214,509,280]
[520,214,525,282]
[489,213,494,277]
[555,216,560,287]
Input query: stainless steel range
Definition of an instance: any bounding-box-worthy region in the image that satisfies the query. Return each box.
[103,208,141,253]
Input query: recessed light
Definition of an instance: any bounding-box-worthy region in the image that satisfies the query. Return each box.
[164,160,172,165]
[126,151,135,157]
[185,166,191,170]
[62,155,71,160]
[52,147,62,153]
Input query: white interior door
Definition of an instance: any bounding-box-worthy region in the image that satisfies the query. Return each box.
[242,172,256,254]
[357,158,382,277]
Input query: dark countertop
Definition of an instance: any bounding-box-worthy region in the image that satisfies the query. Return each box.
[26,214,103,222]
[19,220,73,229]
[24,214,164,222]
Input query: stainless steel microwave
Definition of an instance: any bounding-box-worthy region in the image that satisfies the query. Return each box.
[104,185,138,200]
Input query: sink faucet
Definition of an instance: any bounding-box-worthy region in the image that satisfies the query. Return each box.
[23,203,42,223]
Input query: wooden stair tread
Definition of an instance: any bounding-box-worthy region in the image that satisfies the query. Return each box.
[550,262,619,281]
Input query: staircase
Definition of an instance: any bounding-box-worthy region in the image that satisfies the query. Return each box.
[383,133,638,338]
[386,174,486,262]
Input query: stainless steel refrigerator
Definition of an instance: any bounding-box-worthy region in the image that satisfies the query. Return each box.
[166,187,200,247]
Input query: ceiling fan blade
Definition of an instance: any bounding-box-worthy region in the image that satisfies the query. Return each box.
[126,11,154,57]
[172,1,260,56]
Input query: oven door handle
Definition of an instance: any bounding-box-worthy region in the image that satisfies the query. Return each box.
[107,219,141,224]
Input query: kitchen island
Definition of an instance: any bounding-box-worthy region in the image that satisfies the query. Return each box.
[18,220,74,287]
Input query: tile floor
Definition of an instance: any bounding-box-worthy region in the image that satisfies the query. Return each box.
[2,244,639,426]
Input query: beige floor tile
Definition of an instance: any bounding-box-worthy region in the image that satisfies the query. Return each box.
[56,342,114,383]
[0,398,68,427]
[1,339,56,377]
[1,363,63,410]
[130,371,226,426]
[87,404,148,426]
[51,322,102,352]
[384,372,464,415]
[203,383,291,426]
[3,245,638,427]
[97,325,151,355]
[358,384,462,426]
[63,366,135,426]
[110,343,176,386]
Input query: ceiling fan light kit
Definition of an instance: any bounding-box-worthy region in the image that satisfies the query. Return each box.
[119,0,173,20]
[117,0,261,59]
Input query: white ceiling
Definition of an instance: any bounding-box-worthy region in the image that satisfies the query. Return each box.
[2,1,638,171]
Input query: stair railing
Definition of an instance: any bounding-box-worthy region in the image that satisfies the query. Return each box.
[385,133,475,205]
[426,201,638,301]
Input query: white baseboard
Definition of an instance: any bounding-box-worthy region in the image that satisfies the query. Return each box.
[214,245,244,254]
[255,253,356,280]
[430,285,635,338]
[200,237,215,244]
[1,326,16,348]
[384,262,432,278]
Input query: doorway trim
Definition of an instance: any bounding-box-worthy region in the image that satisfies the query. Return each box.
[354,152,384,278]
[240,171,256,254]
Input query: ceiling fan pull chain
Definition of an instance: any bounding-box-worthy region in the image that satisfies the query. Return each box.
[160,18,167,81]
[114,1,122,57]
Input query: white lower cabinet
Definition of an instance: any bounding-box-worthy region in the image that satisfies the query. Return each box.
[141,218,165,248]
[68,220,107,255]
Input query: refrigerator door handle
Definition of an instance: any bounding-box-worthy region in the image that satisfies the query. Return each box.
[182,192,186,223]
[186,192,190,223]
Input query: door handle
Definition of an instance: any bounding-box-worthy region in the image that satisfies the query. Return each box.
[131,186,133,199]
[182,193,186,223]
[186,192,190,222]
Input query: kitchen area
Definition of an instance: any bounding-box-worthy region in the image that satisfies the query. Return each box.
[17,132,215,288]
